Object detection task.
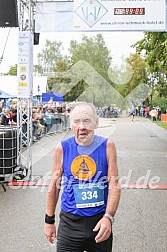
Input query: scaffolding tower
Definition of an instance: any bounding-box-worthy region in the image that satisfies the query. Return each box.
[17,0,73,180]
[17,0,34,180]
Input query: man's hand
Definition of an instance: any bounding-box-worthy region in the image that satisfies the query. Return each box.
[93,216,112,243]
[44,223,56,244]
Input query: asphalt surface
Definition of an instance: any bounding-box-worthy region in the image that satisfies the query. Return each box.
[0,116,167,252]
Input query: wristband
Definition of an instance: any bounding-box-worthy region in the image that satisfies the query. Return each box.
[45,214,55,224]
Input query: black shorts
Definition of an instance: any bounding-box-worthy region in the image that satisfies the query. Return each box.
[57,210,113,252]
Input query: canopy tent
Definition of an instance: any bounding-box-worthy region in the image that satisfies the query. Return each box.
[0,90,15,99]
[42,93,63,103]
[8,98,39,104]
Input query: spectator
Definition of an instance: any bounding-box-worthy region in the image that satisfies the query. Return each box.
[0,102,3,114]
[157,107,161,121]
[0,117,3,126]
[150,107,157,122]
[10,109,17,125]
[145,107,149,118]
[1,108,10,125]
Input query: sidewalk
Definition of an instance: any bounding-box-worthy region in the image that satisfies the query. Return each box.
[0,116,167,252]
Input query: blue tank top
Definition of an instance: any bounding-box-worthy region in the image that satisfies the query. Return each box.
[61,135,108,216]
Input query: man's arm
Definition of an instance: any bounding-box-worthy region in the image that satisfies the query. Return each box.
[93,139,121,243]
[105,139,120,216]
[44,143,63,244]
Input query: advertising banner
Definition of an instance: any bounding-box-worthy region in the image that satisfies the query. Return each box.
[73,0,166,31]
[35,0,166,32]
[17,31,33,98]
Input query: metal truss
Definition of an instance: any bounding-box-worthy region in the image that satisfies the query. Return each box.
[17,0,71,180]
[17,98,32,178]
[17,0,34,180]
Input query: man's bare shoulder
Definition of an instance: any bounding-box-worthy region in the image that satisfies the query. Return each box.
[106,138,116,151]
[53,143,63,168]
[55,143,63,154]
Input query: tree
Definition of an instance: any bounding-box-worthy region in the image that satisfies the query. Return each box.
[35,40,64,75]
[133,32,167,98]
[70,34,111,76]
[68,34,113,106]
[47,60,72,94]
[152,95,167,113]
[126,53,149,93]
[108,54,150,108]
[5,64,17,75]
[134,32,167,73]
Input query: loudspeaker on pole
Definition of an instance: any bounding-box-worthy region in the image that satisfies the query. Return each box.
[0,0,19,27]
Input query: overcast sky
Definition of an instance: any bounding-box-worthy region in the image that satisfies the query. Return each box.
[0,28,144,74]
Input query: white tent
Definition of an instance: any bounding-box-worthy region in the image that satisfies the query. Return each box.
[0,76,47,97]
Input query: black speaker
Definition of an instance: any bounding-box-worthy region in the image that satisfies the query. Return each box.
[34,32,40,45]
[0,0,18,27]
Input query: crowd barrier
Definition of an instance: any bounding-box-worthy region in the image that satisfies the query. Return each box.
[40,113,70,135]
[0,126,17,182]
[0,114,70,181]
[161,114,167,122]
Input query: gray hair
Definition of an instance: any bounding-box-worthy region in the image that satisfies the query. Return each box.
[70,102,97,121]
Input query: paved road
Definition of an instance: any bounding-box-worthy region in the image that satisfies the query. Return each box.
[0,116,167,252]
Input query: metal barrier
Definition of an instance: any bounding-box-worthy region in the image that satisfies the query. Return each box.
[0,126,17,182]
[41,113,70,135]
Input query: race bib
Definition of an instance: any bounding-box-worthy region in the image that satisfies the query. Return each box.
[73,182,104,208]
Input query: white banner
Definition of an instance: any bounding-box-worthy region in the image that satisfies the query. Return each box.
[35,2,73,32]
[17,31,33,98]
[73,0,166,31]
[35,0,166,32]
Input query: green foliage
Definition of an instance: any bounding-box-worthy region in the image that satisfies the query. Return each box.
[35,40,64,75]
[64,80,89,102]
[155,121,167,130]
[133,32,167,72]
[116,54,148,97]
[69,34,113,105]
[5,64,17,75]
[70,34,111,77]
[47,60,71,94]
[132,32,167,98]
[152,95,167,113]
[34,34,165,108]
[34,64,43,75]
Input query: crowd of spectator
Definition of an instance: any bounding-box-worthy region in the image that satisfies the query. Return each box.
[97,106,121,118]
[0,100,72,146]
[0,99,165,147]
[31,103,71,142]
[128,105,162,122]
[0,101,17,126]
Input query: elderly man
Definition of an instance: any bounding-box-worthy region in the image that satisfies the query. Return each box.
[44,102,120,252]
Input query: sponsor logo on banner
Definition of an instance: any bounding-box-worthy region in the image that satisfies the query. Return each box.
[20,66,27,73]
[18,82,28,87]
[20,75,27,81]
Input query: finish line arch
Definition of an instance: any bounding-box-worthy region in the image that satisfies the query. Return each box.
[13,0,167,181]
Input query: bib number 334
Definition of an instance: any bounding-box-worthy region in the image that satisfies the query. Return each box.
[82,190,98,200]
[73,182,104,208]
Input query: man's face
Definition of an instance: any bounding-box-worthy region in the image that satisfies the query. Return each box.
[71,105,98,146]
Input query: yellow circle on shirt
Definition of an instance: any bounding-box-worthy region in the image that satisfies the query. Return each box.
[71,155,96,180]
